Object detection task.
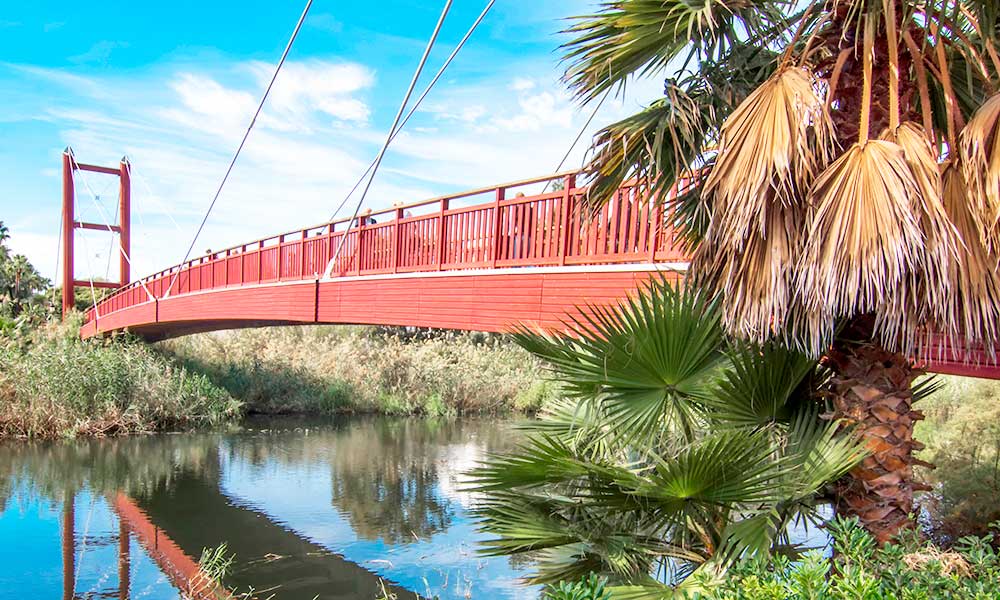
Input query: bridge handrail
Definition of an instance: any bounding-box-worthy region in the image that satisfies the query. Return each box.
[113,171,583,288]
[85,171,687,324]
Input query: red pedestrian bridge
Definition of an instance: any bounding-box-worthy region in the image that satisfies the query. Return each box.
[76,170,997,379]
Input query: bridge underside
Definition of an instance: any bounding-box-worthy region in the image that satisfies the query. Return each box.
[82,266,679,342]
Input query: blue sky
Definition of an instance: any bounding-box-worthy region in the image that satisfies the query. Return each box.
[1,1,662,281]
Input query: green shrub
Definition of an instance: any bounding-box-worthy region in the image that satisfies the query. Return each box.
[543,519,1000,599]
[514,379,560,413]
[421,393,456,417]
[319,380,356,413]
[543,574,611,600]
[695,517,1000,600]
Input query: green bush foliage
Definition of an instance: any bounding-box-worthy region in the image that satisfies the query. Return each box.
[0,319,241,437]
[544,574,612,600]
[472,282,866,592]
[696,517,1000,600]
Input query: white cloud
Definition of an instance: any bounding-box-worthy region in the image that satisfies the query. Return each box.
[307,13,344,34]
[159,73,258,137]
[247,60,374,128]
[510,77,535,91]
[491,90,574,132]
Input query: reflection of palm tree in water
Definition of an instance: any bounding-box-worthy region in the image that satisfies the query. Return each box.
[328,419,454,544]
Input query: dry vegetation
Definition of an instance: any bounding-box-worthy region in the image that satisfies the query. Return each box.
[0,317,240,438]
[160,325,557,417]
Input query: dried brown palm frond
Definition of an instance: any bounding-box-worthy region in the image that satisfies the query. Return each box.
[703,67,836,248]
[959,92,1000,251]
[874,123,961,353]
[940,160,1000,361]
[797,140,925,356]
[695,204,804,344]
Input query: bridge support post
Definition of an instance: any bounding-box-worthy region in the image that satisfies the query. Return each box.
[491,187,505,268]
[119,158,131,285]
[61,150,75,318]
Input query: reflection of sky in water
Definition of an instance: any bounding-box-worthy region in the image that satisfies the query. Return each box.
[0,489,180,599]
[219,437,540,600]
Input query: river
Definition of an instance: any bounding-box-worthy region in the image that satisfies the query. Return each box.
[0,416,540,599]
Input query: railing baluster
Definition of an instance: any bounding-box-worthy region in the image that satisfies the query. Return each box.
[649,186,664,263]
[437,198,449,271]
[491,187,505,268]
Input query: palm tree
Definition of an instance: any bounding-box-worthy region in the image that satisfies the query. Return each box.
[0,223,49,317]
[473,280,869,594]
[561,0,1000,544]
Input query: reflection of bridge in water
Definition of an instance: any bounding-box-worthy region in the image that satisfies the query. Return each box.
[115,471,417,599]
[45,418,515,600]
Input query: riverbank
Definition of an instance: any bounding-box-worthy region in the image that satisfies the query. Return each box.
[0,319,556,438]
[161,325,556,416]
[0,317,241,438]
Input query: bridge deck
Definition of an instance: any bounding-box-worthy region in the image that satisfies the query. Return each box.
[81,173,999,379]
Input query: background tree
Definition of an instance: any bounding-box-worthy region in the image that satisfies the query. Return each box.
[0,221,50,318]
[563,0,1000,543]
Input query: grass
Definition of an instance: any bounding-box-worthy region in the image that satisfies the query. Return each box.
[0,316,241,438]
[161,325,558,417]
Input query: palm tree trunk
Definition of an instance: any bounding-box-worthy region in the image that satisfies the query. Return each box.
[824,320,930,544]
[814,0,931,543]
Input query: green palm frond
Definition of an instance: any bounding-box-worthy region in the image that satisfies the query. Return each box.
[475,495,583,556]
[783,409,867,498]
[705,343,821,428]
[717,510,782,562]
[473,429,799,584]
[912,375,944,403]
[579,44,780,247]
[583,89,710,212]
[633,429,790,508]
[469,434,591,492]
[513,279,727,442]
[523,397,618,459]
[562,0,788,104]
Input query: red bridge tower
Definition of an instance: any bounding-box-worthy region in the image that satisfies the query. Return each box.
[61,148,132,318]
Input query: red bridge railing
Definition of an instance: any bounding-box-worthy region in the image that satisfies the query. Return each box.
[85,172,691,323]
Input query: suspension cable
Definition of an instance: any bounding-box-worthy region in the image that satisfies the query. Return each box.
[327,0,494,225]
[323,0,453,279]
[164,0,314,298]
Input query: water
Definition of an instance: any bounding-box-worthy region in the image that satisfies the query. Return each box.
[0,416,540,600]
